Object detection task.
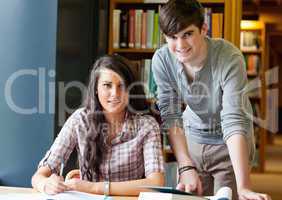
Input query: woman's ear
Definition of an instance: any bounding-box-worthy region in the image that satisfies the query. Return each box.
[201,23,208,35]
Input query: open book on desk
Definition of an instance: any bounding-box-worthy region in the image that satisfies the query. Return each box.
[138,186,232,200]
[0,190,113,200]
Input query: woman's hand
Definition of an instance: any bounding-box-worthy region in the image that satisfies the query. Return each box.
[64,179,100,194]
[176,169,203,195]
[65,169,80,180]
[43,174,69,195]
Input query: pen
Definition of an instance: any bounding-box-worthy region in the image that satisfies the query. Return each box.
[60,156,64,177]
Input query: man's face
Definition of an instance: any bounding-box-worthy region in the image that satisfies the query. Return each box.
[165,24,207,65]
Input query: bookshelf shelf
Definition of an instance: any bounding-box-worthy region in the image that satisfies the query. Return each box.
[108,0,242,162]
[112,48,156,53]
[114,0,225,4]
[242,49,263,54]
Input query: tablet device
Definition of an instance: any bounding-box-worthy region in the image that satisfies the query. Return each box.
[140,186,193,195]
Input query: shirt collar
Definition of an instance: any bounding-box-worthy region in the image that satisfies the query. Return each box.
[111,112,137,145]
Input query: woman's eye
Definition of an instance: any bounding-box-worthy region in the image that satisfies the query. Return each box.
[119,84,126,90]
[103,83,111,88]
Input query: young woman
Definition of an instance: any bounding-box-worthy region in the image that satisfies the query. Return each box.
[32,55,165,196]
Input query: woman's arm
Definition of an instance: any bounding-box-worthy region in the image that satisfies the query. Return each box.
[65,172,164,196]
[32,166,69,195]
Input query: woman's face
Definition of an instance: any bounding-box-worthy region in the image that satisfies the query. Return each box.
[97,68,129,114]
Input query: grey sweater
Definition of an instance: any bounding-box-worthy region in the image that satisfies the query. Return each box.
[152,37,255,159]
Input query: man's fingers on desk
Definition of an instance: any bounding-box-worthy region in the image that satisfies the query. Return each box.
[176,183,185,191]
[185,183,197,193]
[239,189,272,200]
[196,179,203,195]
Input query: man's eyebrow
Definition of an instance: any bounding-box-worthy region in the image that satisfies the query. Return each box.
[183,30,194,34]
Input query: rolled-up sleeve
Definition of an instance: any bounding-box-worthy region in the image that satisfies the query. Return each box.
[152,51,183,130]
[220,54,254,142]
[142,116,164,177]
[38,111,79,174]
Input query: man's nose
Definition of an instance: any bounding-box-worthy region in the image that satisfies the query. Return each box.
[176,38,186,48]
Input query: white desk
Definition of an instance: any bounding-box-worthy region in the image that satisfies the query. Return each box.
[0,186,137,200]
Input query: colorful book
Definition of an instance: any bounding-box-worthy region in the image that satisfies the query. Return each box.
[120,10,129,48]
[113,9,121,48]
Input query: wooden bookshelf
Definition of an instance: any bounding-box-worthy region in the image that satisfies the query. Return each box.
[108,0,242,162]
[240,20,267,172]
[109,0,242,54]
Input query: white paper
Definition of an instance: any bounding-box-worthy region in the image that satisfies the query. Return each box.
[0,190,113,200]
[138,186,232,200]
[207,187,232,200]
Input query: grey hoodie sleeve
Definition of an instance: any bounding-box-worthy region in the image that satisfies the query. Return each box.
[151,50,183,130]
[220,53,255,142]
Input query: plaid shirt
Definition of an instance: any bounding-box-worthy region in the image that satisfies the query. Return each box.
[38,108,164,181]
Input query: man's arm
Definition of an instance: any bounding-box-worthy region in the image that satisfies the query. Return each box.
[168,126,203,195]
[168,127,193,167]
[226,134,271,200]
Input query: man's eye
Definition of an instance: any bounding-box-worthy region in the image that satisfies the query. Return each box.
[183,32,192,38]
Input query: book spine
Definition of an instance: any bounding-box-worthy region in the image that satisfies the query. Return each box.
[141,11,147,49]
[204,7,212,37]
[120,10,129,48]
[211,13,223,38]
[113,9,121,49]
[135,9,143,49]
[128,9,135,48]
[152,12,159,49]
[146,10,155,49]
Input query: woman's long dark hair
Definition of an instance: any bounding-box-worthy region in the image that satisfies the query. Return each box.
[81,54,148,181]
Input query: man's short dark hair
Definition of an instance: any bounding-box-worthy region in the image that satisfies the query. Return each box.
[159,0,204,37]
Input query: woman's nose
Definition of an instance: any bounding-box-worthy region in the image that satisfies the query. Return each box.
[110,86,120,96]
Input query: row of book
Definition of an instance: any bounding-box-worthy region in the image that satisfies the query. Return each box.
[112,8,224,49]
[113,9,163,49]
[131,59,157,98]
[204,8,224,38]
[244,54,260,76]
[240,31,260,51]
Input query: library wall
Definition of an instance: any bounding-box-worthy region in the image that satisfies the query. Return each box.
[259,9,282,108]
[259,8,282,31]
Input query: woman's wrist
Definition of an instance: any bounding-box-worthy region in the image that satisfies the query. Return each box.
[38,178,48,193]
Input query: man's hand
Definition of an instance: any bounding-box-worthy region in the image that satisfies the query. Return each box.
[43,174,69,195]
[176,169,203,195]
[238,188,271,200]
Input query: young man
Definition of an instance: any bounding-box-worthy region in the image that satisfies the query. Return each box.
[152,0,271,200]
